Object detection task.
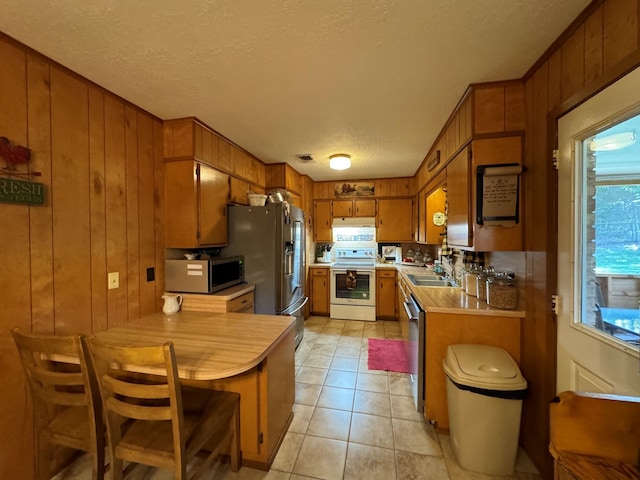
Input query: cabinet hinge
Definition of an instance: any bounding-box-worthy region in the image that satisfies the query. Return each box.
[258,432,264,444]
[551,294,559,315]
[552,149,559,170]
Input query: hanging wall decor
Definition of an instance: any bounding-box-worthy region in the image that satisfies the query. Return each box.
[0,136,45,206]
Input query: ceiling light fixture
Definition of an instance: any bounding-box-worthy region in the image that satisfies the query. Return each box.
[329,154,351,170]
[588,131,636,151]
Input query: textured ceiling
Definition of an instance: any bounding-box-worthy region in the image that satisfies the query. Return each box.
[0,0,590,181]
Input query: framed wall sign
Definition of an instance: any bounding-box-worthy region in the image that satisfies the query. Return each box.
[476,163,523,226]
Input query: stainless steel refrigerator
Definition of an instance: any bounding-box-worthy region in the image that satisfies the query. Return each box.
[224,203,307,348]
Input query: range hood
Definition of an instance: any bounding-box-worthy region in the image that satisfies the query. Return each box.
[332,217,376,228]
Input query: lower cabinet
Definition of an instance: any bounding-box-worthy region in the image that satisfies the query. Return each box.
[376,269,397,319]
[180,285,255,313]
[424,312,521,429]
[187,327,295,469]
[310,267,330,316]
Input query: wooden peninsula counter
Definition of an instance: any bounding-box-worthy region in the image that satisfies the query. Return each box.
[95,310,295,470]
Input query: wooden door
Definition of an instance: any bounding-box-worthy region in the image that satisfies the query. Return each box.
[446,147,472,247]
[377,198,413,242]
[310,268,329,315]
[199,164,229,246]
[332,199,353,217]
[354,199,376,217]
[376,270,397,319]
[314,201,332,242]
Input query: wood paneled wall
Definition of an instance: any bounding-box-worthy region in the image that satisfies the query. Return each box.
[0,33,164,478]
[521,0,640,478]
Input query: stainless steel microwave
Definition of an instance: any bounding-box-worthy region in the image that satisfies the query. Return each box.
[165,256,244,293]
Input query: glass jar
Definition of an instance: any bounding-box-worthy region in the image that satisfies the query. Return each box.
[460,264,473,291]
[465,266,482,297]
[487,275,518,309]
[476,270,488,301]
[414,248,423,264]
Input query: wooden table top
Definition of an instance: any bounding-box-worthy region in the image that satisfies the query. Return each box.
[94,310,295,381]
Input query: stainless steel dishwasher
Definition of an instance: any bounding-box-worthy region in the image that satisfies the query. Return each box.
[404,292,425,413]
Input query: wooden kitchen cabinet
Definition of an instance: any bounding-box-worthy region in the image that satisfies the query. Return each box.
[310,267,330,316]
[376,269,397,319]
[332,198,376,218]
[424,312,521,428]
[377,198,414,242]
[426,184,447,245]
[446,147,472,248]
[165,160,229,248]
[193,327,295,468]
[180,285,255,313]
[314,201,332,242]
[446,137,523,251]
[417,188,427,243]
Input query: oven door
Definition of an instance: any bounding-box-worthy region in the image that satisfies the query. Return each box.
[330,268,375,306]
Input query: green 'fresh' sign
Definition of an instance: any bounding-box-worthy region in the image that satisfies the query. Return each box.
[0,177,45,205]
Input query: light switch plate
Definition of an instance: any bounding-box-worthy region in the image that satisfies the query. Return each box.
[108,272,119,289]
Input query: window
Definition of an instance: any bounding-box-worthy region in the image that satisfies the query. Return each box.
[578,113,640,346]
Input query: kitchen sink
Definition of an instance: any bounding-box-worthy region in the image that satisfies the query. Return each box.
[406,274,454,287]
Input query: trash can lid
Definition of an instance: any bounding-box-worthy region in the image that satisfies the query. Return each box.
[443,344,527,391]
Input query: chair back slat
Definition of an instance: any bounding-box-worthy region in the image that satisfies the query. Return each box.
[106,397,173,421]
[102,375,171,399]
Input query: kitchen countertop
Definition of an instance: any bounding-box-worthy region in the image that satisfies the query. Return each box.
[209,282,255,300]
[307,261,523,316]
[396,264,525,317]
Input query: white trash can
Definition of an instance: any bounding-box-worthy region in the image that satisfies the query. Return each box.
[443,344,527,475]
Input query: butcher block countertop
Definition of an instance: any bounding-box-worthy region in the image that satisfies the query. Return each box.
[396,265,526,318]
[94,310,295,380]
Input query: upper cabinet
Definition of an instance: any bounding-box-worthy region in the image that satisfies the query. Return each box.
[165,161,229,248]
[164,117,266,189]
[332,198,376,218]
[414,81,525,252]
[446,148,472,248]
[378,198,414,242]
[447,137,523,251]
[265,163,303,195]
[314,201,332,242]
[414,81,524,195]
[425,173,447,245]
[164,117,266,247]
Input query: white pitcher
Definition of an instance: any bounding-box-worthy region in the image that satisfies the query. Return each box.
[162,293,183,314]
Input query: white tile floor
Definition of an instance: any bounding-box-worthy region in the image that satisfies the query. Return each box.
[54,316,543,480]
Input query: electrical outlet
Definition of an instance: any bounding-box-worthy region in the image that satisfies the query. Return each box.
[108,272,119,290]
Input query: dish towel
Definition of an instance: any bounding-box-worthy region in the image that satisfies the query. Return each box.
[346,270,357,290]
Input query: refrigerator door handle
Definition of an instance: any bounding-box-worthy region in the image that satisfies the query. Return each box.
[280,296,309,316]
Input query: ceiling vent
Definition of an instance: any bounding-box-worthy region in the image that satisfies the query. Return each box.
[296,154,315,163]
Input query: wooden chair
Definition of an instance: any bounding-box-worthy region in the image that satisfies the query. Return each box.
[550,391,640,479]
[11,328,105,480]
[87,337,240,479]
